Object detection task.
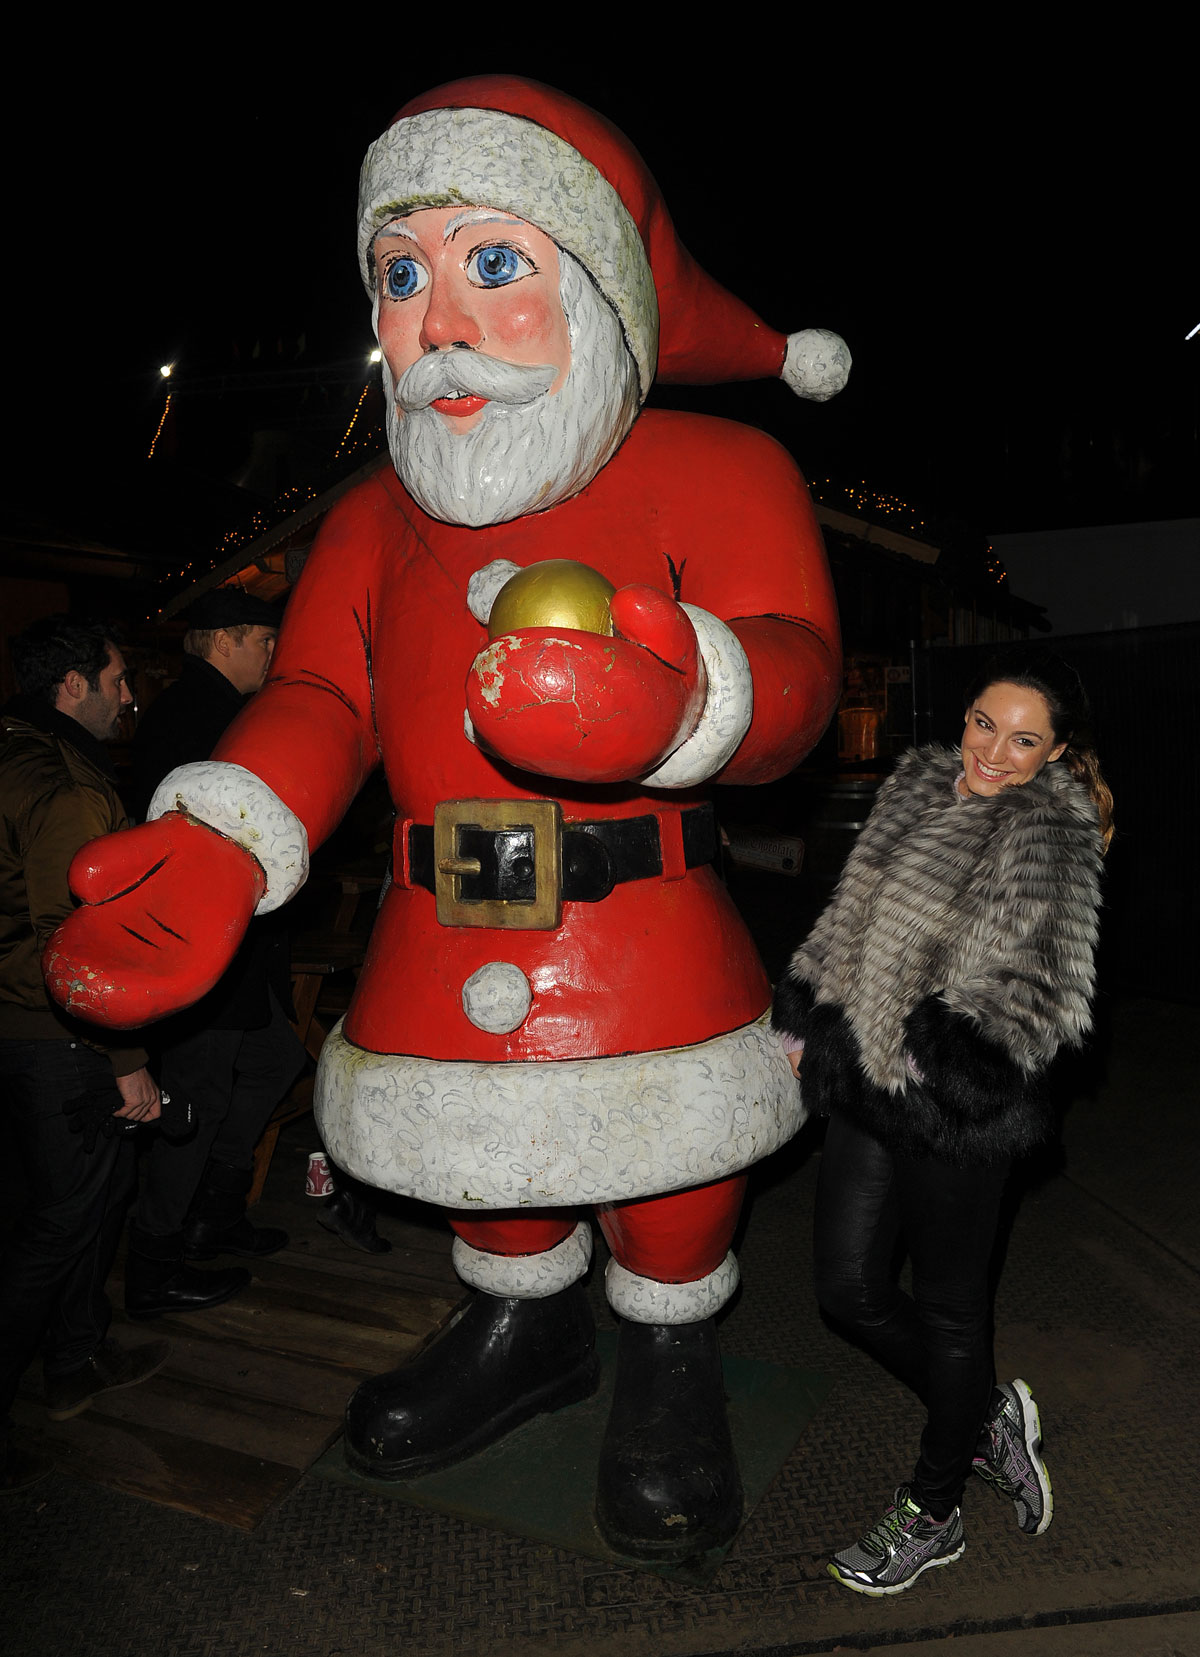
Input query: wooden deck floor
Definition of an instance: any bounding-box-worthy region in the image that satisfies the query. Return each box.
[14,1118,463,1529]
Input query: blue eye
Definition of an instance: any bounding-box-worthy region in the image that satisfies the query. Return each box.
[383,257,427,301]
[467,245,533,287]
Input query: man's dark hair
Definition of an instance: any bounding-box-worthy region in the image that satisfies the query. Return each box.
[9,615,115,705]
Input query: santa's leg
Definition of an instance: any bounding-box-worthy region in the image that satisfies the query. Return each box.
[594,1175,747,1561]
[343,1212,599,1479]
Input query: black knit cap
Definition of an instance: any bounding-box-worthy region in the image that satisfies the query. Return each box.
[187,589,283,630]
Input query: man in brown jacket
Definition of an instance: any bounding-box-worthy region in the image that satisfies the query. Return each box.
[0,617,168,1492]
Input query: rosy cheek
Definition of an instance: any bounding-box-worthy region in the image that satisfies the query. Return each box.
[487,287,569,367]
[378,309,422,377]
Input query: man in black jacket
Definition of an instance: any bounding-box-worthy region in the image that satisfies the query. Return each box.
[1,617,169,1492]
[124,591,305,1318]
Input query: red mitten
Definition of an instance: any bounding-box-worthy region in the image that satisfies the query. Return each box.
[44,813,266,1029]
[466,584,706,784]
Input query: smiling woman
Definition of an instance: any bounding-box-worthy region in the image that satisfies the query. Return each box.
[959,680,1067,796]
[773,645,1111,1597]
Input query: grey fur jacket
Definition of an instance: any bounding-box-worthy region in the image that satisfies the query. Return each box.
[772,745,1103,1164]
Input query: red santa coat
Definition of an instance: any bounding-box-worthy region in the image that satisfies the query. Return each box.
[213,409,839,1208]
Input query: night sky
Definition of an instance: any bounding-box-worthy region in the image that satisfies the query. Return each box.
[10,37,1193,554]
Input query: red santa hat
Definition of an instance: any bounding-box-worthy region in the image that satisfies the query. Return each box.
[357,75,849,405]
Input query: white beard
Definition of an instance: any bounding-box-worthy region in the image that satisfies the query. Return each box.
[381,253,641,528]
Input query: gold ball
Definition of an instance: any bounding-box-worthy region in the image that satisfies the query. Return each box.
[488,560,616,641]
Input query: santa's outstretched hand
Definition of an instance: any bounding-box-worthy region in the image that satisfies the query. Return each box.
[467,583,708,784]
[43,813,266,1030]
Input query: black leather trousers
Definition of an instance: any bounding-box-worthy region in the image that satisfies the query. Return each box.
[814,1111,1010,1518]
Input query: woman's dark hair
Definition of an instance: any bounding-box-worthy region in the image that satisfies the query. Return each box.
[965,647,1114,851]
[9,615,114,706]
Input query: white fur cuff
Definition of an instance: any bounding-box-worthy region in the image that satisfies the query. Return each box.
[147,761,309,915]
[451,1220,593,1298]
[641,606,753,789]
[782,329,852,403]
[467,558,523,626]
[605,1250,740,1324]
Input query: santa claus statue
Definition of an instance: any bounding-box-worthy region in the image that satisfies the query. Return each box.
[48,77,847,1563]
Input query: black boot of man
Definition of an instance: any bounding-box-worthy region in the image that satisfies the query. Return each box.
[344,1284,600,1479]
[125,1224,250,1317]
[595,1316,744,1562]
[182,1160,288,1259]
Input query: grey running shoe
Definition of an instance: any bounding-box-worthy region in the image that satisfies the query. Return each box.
[973,1377,1053,1535]
[828,1486,965,1596]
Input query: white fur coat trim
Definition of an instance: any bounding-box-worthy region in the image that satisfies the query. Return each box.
[315,1010,798,1209]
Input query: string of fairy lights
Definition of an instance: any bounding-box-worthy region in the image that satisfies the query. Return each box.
[811,479,928,534]
[334,381,373,460]
[143,368,1009,613]
[146,393,172,459]
[143,355,385,619]
[813,480,1008,587]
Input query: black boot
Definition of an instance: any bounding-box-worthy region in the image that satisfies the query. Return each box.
[44,1335,171,1421]
[125,1224,250,1318]
[344,1284,600,1479]
[318,1181,391,1254]
[595,1318,744,1562]
[182,1161,288,1260]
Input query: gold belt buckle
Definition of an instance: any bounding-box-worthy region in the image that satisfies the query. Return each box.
[433,798,563,930]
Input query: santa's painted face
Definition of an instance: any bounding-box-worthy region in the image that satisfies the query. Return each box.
[372,205,639,527]
[374,207,571,421]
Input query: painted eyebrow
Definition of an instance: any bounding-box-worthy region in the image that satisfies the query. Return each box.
[374,220,420,246]
[444,210,526,241]
[373,212,525,256]
[974,705,1048,740]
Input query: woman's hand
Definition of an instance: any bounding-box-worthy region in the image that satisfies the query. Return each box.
[780,1034,805,1078]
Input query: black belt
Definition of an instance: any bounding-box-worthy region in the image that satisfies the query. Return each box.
[408,800,717,930]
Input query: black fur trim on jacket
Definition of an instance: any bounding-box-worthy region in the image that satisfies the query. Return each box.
[771,974,815,1043]
[771,976,862,1119]
[904,995,1026,1120]
[796,1005,862,1122]
[799,998,1050,1165]
[832,1072,1051,1166]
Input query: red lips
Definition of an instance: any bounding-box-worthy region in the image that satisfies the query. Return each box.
[430,394,488,418]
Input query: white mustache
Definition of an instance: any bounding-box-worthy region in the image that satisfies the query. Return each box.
[395,350,557,413]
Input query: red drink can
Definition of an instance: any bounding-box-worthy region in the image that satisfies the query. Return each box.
[306,1151,334,1198]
